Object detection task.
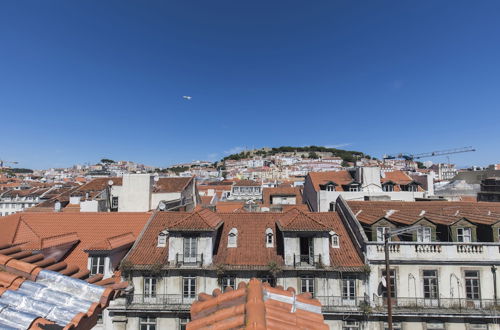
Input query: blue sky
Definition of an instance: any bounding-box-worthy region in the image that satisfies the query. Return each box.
[0,1,499,169]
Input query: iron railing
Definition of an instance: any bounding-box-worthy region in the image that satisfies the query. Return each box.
[126,294,195,310]
[175,253,204,267]
[293,254,323,268]
[373,296,500,312]
[315,296,369,312]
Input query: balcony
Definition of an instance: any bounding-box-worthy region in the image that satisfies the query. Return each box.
[366,242,500,262]
[372,296,500,315]
[174,253,204,267]
[126,294,194,311]
[316,296,369,313]
[293,254,323,268]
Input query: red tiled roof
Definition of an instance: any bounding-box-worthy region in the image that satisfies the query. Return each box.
[262,187,303,204]
[125,209,364,269]
[234,180,261,187]
[187,279,329,330]
[381,171,414,185]
[215,202,246,213]
[307,171,354,192]
[277,208,330,231]
[85,232,136,251]
[152,176,193,193]
[348,200,500,226]
[0,212,151,270]
[169,207,223,231]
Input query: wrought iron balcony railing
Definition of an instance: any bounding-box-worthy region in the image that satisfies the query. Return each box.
[293,254,323,268]
[174,253,204,267]
[126,294,195,310]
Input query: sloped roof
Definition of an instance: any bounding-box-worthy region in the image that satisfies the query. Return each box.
[307,171,354,192]
[168,207,223,231]
[187,279,329,330]
[152,177,193,193]
[85,232,136,251]
[0,212,151,270]
[262,187,303,204]
[125,209,364,269]
[277,208,330,231]
[0,243,127,330]
[348,200,500,226]
[234,180,261,187]
[381,171,414,185]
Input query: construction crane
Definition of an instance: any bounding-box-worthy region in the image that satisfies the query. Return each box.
[383,146,476,161]
[0,159,18,168]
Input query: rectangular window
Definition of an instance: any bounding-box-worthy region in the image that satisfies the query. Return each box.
[183,236,198,262]
[465,270,480,300]
[183,276,196,299]
[111,196,119,209]
[179,318,190,330]
[349,186,359,192]
[342,321,359,330]
[417,227,432,242]
[301,276,314,297]
[90,256,105,275]
[221,276,236,290]
[423,270,439,299]
[468,324,487,330]
[140,317,156,330]
[144,277,157,298]
[376,227,390,242]
[384,322,401,330]
[457,227,472,242]
[383,185,394,192]
[381,270,396,298]
[342,276,356,300]
[426,323,445,330]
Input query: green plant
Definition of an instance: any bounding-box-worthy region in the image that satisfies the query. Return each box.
[149,262,164,278]
[359,300,372,315]
[215,264,227,285]
[362,264,371,275]
[119,259,134,279]
[267,261,282,278]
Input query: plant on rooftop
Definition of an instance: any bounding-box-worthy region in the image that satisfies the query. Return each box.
[362,264,371,275]
[267,261,282,279]
[215,263,227,285]
[149,262,164,278]
[119,259,134,279]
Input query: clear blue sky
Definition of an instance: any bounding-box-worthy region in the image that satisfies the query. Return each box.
[1,1,499,169]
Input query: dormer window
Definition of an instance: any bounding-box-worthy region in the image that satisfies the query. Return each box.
[157,230,168,247]
[330,231,340,248]
[457,227,472,242]
[383,184,394,192]
[326,184,335,192]
[265,228,274,248]
[228,228,238,248]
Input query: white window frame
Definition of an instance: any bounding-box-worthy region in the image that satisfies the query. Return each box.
[221,275,236,290]
[228,228,238,248]
[417,226,432,242]
[265,228,274,248]
[157,230,168,247]
[457,227,472,243]
[300,275,315,297]
[90,256,105,275]
[139,317,156,330]
[144,277,157,298]
[330,231,340,248]
[183,276,196,299]
[376,227,390,242]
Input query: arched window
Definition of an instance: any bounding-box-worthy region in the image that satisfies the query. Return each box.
[330,231,340,248]
[228,228,238,248]
[157,229,168,247]
[265,228,274,248]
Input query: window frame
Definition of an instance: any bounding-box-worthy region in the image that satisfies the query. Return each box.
[417,226,432,242]
[183,276,197,299]
[423,270,439,299]
[465,270,481,300]
[300,275,315,297]
[457,227,472,243]
[90,256,105,275]
[144,277,157,298]
[139,317,156,330]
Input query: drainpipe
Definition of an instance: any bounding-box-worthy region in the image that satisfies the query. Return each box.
[492,265,497,305]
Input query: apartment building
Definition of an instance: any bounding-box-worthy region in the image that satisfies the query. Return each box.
[303,168,430,212]
[106,207,366,329]
[345,199,500,330]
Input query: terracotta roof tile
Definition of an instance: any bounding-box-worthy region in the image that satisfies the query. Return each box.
[187,279,329,330]
[307,171,354,192]
[0,212,151,270]
[152,177,193,193]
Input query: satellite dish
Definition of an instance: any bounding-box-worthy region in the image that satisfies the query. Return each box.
[159,201,166,211]
[108,180,114,186]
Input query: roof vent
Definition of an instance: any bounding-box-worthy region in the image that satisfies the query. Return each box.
[385,209,396,218]
[454,210,460,216]
[419,210,426,217]
[54,200,61,212]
